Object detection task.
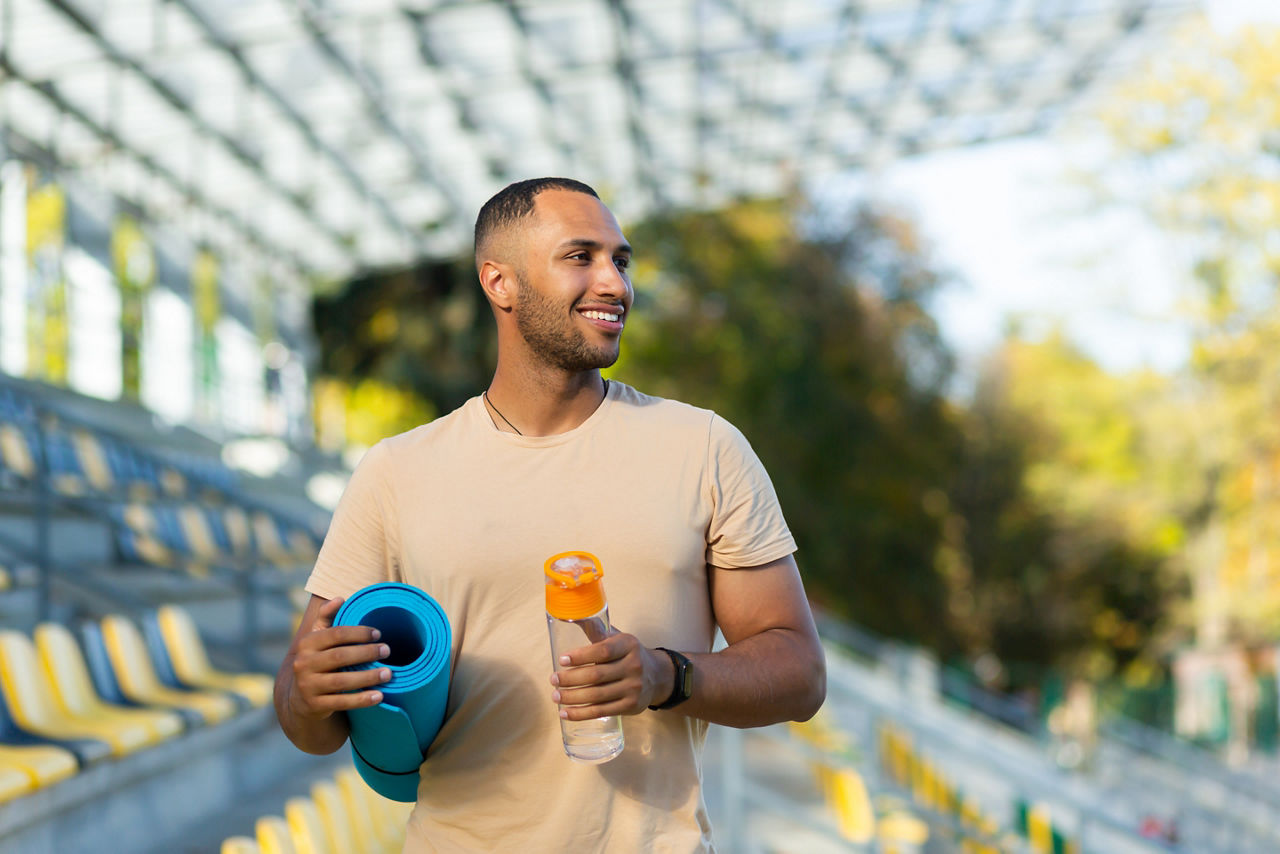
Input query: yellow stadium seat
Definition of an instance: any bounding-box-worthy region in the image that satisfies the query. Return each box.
[220,836,260,854]
[252,512,294,565]
[0,764,32,803]
[223,507,253,557]
[311,780,359,854]
[71,430,114,492]
[0,631,152,757]
[255,816,298,854]
[177,505,221,562]
[155,605,274,707]
[0,743,78,788]
[335,767,381,854]
[99,615,237,725]
[878,810,930,847]
[35,622,184,744]
[0,423,36,479]
[285,797,331,854]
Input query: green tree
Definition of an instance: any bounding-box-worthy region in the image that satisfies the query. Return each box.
[618,198,965,650]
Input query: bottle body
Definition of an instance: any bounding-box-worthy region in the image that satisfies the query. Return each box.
[547,605,625,764]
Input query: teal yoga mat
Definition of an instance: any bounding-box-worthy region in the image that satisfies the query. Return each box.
[334,583,452,802]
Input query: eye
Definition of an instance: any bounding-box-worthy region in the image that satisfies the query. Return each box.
[614,256,631,271]
[568,252,589,262]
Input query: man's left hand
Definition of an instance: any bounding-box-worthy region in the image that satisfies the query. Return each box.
[549,631,674,720]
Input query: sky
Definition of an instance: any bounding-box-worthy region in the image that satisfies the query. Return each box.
[856,0,1280,384]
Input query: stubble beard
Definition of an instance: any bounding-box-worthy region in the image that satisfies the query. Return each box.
[514,272,621,372]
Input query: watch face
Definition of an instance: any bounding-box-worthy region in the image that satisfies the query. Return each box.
[679,661,693,698]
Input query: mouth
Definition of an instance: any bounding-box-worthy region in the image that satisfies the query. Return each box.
[577,306,626,333]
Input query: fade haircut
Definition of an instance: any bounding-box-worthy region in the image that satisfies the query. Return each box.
[474,177,601,266]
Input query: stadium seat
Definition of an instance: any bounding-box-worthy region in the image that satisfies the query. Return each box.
[255,815,298,854]
[147,605,273,707]
[98,615,237,725]
[0,421,37,479]
[223,507,253,557]
[0,630,151,758]
[34,622,184,743]
[0,764,32,803]
[70,429,115,493]
[220,837,261,854]
[311,780,359,854]
[177,504,222,562]
[0,673,109,768]
[0,743,77,788]
[284,796,331,854]
[335,767,382,854]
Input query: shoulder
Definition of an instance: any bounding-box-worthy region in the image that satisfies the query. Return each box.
[609,381,714,432]
[609,382,754,451]
[373,399,475,459]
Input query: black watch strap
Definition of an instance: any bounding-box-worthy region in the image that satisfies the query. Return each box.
[648,647,693,711]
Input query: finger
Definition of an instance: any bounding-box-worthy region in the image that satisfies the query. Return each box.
[561,698,642,721]
[301,688,387,714]
[306,667,393,696]
[559,634,634,668]
[302,642,390,672]
[298,626,384,653]
[311,596,345,630]
[552,661,630,690]
[554,682,629,709]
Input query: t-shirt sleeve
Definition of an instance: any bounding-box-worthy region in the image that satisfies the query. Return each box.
[704,414,797,568]
[305,440,401,600]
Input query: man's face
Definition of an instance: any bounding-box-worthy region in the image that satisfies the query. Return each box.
[511,190,633,372]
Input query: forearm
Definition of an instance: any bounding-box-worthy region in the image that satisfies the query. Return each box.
[274,656,352,755]
[673,627,826,728]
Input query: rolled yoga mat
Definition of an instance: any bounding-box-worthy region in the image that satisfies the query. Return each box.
[334,583,452,802]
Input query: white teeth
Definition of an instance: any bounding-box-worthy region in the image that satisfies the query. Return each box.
[582,310,620,322]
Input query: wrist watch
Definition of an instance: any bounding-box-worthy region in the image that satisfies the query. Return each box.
[648,647,693,710]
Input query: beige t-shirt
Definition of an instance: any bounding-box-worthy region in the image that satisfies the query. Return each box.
[306,381,796,853]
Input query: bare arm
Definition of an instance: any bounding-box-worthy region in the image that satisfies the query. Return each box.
[551,554,826,727]
[274,594,392,755]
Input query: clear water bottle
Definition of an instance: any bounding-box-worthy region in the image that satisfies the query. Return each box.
[545,551,625,764]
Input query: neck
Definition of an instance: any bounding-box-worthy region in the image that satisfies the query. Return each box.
[484,363,610,437]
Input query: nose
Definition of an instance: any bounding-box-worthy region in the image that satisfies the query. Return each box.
[592,257,631,302]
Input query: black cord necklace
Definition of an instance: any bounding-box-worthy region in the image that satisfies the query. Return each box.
[483,380,609,437]
[483,390,522,435]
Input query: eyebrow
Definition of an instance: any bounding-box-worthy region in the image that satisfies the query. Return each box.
[558,238,632,255]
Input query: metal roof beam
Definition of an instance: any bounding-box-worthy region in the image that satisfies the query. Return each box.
[167,0,418,250]
[0,51,317,278]
[401,10,504,181]
[605,0,663,208]
[498,2,580,175]
[293,0,467,230]
[39,0,358,261]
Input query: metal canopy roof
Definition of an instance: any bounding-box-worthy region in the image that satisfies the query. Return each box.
[0,0,1195,280]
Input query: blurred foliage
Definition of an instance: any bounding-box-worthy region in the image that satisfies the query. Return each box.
[1088,18,1280,644]
[312,259,495,420]
[313,377,435,453]
[962,335,1188,683]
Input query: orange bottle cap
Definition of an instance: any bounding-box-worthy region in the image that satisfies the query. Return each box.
[545,551,606,620]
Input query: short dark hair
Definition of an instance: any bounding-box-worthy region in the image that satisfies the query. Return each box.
[474,177,600,261]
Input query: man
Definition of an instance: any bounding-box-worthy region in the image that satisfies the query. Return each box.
[276,178,826,851]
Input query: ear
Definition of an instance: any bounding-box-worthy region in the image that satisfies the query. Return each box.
[478,260,516,310]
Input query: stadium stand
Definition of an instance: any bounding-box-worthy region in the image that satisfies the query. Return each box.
[145,604,275,707]
[97,613,239,725]
[34,621,184,745]
[0,630,152,758]
[219,765,411,854]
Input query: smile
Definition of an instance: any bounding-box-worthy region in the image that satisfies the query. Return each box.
[581,310,622,322]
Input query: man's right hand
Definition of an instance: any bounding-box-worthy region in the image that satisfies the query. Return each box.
[286,596,392,722]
